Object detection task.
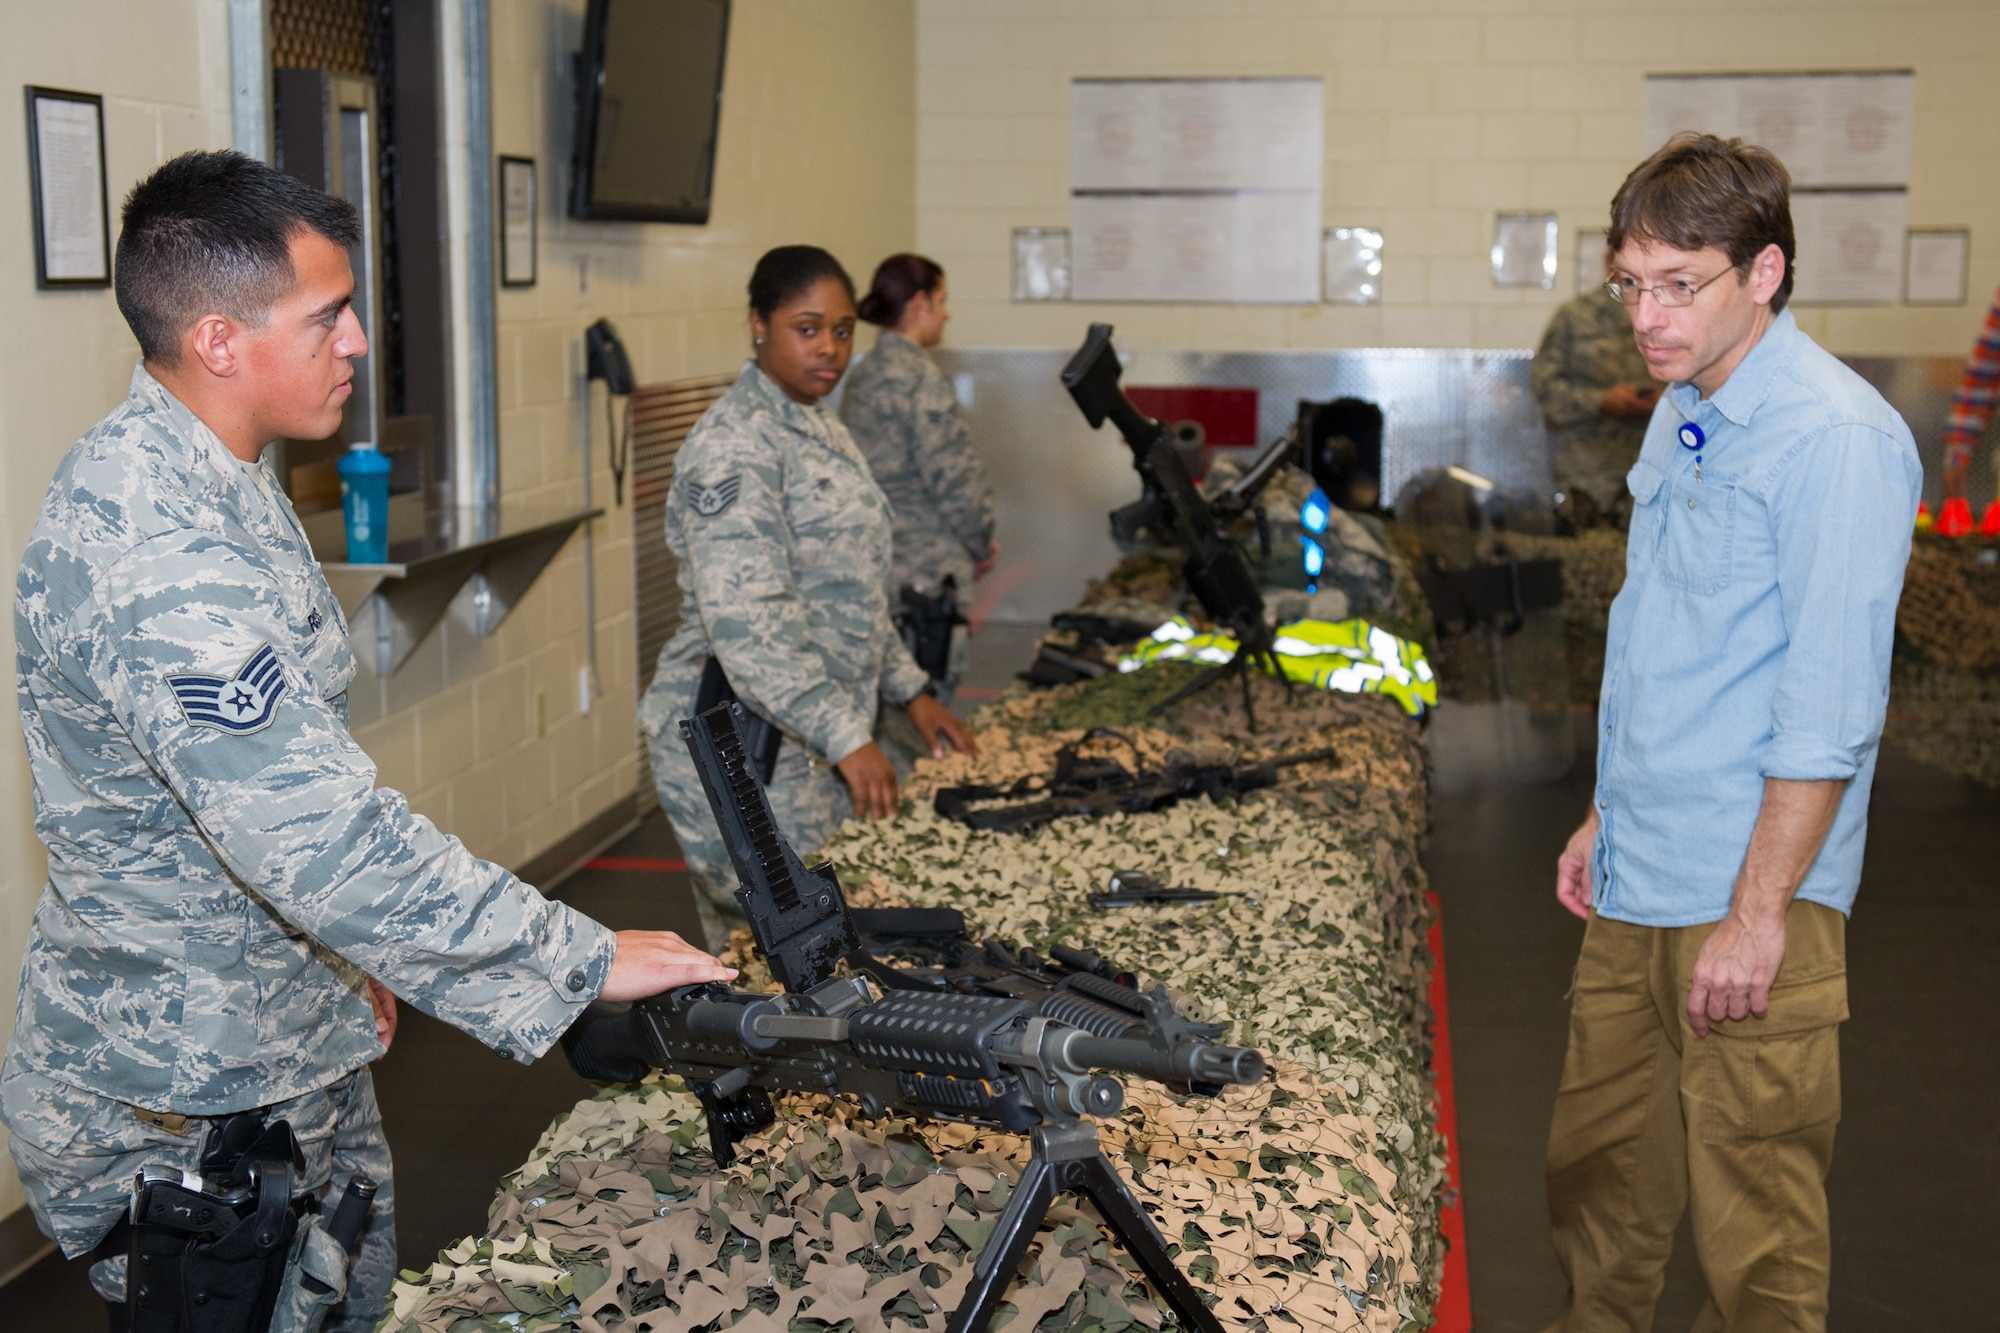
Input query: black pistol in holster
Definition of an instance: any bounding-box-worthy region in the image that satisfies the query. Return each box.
[895,575,967,686]
[122,1112,376,1333]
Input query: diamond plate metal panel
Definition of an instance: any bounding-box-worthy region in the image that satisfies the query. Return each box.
[936,344,1970,624]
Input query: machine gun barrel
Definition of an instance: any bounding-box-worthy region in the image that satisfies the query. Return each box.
[1059,1032,1265,1087]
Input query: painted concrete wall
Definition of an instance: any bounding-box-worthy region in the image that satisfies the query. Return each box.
[0,0,913,1234]
[915,0,2000,359]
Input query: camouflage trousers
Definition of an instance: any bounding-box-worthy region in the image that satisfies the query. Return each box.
[1,1062,396,1333]
[644,660,931,952]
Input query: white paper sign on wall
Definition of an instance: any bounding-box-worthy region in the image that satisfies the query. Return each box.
[1070,77,1322,304]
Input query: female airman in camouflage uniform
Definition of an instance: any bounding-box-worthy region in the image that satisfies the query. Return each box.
[641,248,976,951]
[840,255,997,604]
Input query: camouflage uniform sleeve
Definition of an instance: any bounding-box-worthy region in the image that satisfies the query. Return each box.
[1530,302,1608,430]
[910,365,996,565]
[678,440,880,765]
[79,532,617,1063]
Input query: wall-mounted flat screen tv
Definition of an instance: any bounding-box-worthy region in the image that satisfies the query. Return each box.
[570,0,730,223]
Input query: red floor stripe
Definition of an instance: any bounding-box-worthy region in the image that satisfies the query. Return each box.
[1427,890,1474,1333]
[584,856,687,873]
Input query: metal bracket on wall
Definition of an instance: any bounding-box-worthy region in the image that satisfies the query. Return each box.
[320,506,602,675]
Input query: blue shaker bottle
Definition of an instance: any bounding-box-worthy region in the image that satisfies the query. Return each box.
[337,442,393,563]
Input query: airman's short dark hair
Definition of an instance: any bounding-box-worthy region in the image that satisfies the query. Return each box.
[1608,133,1796,314]
[116,150,360,365]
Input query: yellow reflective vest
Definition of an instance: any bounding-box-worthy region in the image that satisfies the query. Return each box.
[1118,616,1438,717]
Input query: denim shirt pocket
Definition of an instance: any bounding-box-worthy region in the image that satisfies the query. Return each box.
[1634,458,1735,596]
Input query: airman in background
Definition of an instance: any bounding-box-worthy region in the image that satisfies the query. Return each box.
[1531,257,1661,528]
[841,254,997,603]
[641,246,976,953]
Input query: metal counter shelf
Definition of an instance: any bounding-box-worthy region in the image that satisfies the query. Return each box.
[317,503,602,675]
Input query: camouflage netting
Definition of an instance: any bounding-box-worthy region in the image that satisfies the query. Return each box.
[1885,536,2000,786]
[1403,521,2000,785]
[382,670,1445,1333]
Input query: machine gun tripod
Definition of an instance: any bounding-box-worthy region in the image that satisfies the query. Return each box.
[953,1119,1220,1333]
[1060,322,1299,730]
[1145,634,1288,731]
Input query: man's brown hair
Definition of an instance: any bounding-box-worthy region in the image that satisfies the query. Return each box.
[1608,132,1796,313]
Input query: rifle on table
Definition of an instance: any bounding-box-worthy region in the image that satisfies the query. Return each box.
[561,704,1262,1333]
[932,727,1336,835]
[1061,324,1287,727]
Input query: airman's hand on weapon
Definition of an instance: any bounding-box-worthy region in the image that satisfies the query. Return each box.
[603,930,736,1002]
[837,742,901,820]
[908,692,978,760]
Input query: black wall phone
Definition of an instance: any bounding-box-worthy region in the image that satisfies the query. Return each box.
[586,318,634,502]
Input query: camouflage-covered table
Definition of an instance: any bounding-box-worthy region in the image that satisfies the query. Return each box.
[381,668,1445,1333]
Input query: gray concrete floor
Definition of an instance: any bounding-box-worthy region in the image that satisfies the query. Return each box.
[4,625,1995,1328]
[1428,720,2000,1331]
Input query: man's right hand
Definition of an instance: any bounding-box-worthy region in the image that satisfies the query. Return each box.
[837,742,899,820]
[1556,809,1599,920]
[601,930,737,1002]
[1601,383,1660,417]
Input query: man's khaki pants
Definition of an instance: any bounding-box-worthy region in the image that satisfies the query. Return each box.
[1546,900,1846,1333]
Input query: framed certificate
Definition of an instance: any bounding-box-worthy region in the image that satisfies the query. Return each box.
[498,155,536,288]
[26,86,111,288]
[1904,228,1969,305]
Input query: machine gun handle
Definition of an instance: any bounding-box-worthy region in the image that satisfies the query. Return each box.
[560,1000,657,1084]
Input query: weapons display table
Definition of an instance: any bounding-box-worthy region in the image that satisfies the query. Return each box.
[382,667,1443,1333]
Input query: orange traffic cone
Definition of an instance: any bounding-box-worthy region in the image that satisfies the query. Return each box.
[1915,501,1934,532]
[1937,496,1976,537]
[1981,499,2000,537]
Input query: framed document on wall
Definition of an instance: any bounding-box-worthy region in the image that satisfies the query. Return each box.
[499,155,537,288]
[26,86,111,288]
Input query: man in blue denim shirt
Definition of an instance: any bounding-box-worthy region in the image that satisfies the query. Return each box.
[1544,136,1918,1333]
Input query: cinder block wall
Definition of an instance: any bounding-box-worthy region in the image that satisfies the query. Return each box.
[0,0,913,1231]
[345,0,918,871]
[916,0,2000,358]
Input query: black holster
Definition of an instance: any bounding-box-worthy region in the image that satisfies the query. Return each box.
[125,1118,301,1333]
[120,1114,376,1333]
[695,656,781,784]
[896,577,966,684]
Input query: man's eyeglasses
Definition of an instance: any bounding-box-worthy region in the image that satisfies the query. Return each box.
[1604,267,1735,308]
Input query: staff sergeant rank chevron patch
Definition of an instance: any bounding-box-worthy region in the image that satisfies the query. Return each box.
[168,643,289,734]
[687,475,741,518]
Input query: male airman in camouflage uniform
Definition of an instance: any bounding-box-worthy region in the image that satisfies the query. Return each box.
[2,151,727,1333]
[642,360,936,951]
[839,330,996,598]
[1531,282,1660,524]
